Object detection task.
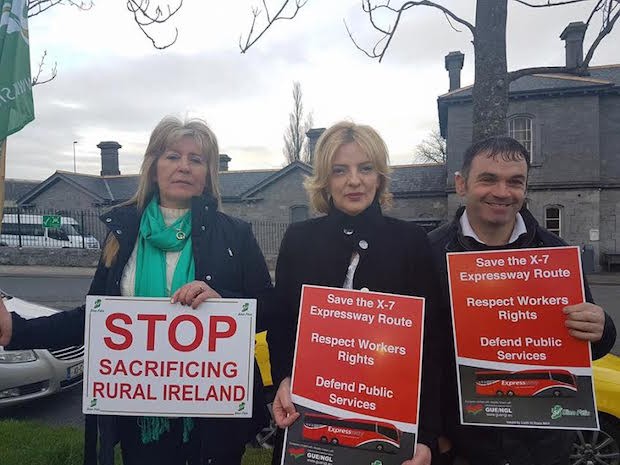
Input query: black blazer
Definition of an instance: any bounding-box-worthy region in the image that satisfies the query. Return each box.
[267,200,445,450]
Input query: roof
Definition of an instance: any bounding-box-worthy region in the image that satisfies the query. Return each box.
[16,161,447,206]
[4,179,40,202]
[18,172,140,205]
[440,64,620,100]
[219,169,276,198]
[391,164,446,195]
[438,64,620,136]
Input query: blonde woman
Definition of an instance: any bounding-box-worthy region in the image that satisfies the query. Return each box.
[0,116,272,465]
[268,121,443,465]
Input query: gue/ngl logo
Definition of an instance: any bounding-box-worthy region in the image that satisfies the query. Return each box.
[288,446,306,459]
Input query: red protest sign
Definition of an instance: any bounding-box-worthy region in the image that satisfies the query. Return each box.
[447,246,590,367]
[447,246,598,430]
[283,285,425,465]
[292,285,424,428]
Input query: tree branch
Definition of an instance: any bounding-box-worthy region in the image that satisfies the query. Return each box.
[125,0,183,49]
[583,3,620,66]
[354,0,475,62]
[31,50,57,87]
[584,0,605,28]
[239,0,309,53]
[28,0,93,18]
[507,65,587,81]
[513,0,590,7]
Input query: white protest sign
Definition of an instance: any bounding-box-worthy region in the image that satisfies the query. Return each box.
[82,296,256,417]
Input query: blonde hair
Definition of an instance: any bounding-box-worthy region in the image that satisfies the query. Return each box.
[304,121,392,214]
[102,116,220,267]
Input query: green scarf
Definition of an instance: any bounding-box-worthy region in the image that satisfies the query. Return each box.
[134,196,195,444]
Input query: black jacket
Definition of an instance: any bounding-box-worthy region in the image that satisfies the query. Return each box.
[8,194,273,465]
[428,206,617,465]
[267,201,445,451]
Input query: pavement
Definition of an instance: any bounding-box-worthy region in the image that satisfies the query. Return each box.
[0,265,96,277]
[0,265,619,285]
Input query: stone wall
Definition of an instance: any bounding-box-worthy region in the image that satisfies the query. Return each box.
[0,247,101,267]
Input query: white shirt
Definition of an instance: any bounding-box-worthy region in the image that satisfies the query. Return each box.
[460,210,527,246]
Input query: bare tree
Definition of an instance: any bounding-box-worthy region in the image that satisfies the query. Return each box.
[31,50,57,87]
[239,0,308,53]
[125,0,183,49]
[27,0,93,18]
[414,130,446,164]
[240,0,620,140]
[283,81,313,163]
[27,0,182,49]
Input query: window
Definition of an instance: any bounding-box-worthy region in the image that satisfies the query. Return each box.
[290,205,309,223]
[544,206,562,237]
[509,116,533,156]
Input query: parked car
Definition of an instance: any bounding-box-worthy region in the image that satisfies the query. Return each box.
[61,216,100,249]
[0,214,99,249]
[0,290,84,407]
[571,351,620,465]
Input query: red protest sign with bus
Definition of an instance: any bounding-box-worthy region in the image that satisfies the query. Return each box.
[82,296,256,417]
[447,246,598,430]
[281,285,425,465]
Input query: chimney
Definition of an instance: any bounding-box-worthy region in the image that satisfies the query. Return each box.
[306,128,326,163]
[560,22,587,69]
[97,141,121,176]
[445,51,465,91]
[219,154,231,172]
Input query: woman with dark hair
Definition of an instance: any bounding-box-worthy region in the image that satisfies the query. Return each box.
[268,121,444,465]
[0,116,272,465]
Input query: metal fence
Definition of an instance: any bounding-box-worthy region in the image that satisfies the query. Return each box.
[1,208,109,249]
[1,207,289,255]
[251,221,289,255]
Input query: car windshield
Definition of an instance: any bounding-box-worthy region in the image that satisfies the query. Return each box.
[59,224,80,236]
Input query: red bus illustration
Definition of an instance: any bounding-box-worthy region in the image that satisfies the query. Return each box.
[475,369,578,397]
[302,413,401,453]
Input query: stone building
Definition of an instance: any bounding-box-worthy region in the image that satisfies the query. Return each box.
[9,21,618,269]
[11,136,446,258]
[438,22,620,269]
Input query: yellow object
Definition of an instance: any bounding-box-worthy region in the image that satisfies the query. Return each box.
[593,353,620,420]
[255,331,273,387]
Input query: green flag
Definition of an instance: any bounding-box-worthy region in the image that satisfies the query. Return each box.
[0,0,34,140]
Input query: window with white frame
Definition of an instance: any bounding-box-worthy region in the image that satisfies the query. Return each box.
[509,116,533,157]
[544,206,562,237]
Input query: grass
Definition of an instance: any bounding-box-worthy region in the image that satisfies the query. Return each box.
[0,419,272,465]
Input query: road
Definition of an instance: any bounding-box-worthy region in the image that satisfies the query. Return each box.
[0,274,91,310]
[0,272,618,428]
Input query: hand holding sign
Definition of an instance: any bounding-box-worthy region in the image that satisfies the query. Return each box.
[564,302,605,342]
[273,377,299,428]
[0,298,12,346]
[401,443,431,465]
[171,280,221,309]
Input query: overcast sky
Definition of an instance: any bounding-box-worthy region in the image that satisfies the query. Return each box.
[6,0,619,180]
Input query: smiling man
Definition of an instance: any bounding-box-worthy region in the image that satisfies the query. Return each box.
[428,136,616,465]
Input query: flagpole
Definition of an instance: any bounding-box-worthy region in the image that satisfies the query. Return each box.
[0,139,6,233]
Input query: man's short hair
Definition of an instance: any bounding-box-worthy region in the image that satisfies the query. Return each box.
[461,136,531,179]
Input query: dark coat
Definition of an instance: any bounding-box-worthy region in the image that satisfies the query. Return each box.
[428,206,617,465]
[267,201,445,451]
[8,194,273,465]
